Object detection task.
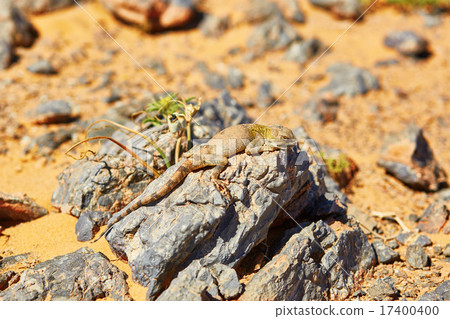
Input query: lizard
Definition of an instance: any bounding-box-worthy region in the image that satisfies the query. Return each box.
[92,123,295,242]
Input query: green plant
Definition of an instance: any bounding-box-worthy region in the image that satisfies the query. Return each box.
[325,153,351,174]
[143,93,196,126]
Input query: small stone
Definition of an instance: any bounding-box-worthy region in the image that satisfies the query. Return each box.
[285,39,323,63]
[367,277,400,300]
[384,31,430,58]
[408,214,419,222]
[309,0,362,19]
[102,92,121,104]
[0,40,13,70]
[375,59,399,67]
[386,240,399,250]
[0,192,47,222]
[406,244,430,269]
[143,58,166,75]
[372,240,400,264]
[257,80,274,108]
[443,244,450,257]
[227,66,244,89]
[413,235,432,247]
[0,253,29,269]
[0,271,17,291]
[200,14,229,38]
[28,100,78,125]
[26,60,57,74]
[396,232,412,245]
[419,280,450,301]
[352,290,366,298]
[418,201,449,233]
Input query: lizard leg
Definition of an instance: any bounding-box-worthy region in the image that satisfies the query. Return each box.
[245,138,280,155]
[204,156,230,197]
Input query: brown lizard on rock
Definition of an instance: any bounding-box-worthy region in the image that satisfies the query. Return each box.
[92,123,295,242]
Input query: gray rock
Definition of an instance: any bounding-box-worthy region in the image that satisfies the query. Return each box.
[102,91,121,104]
[257,80,275,108]
[157,261,241,301]
[23,128,74,156]
[248,16,301,53]
[156,260,221,300]
[406,245,430,269]
[309,0,362,19]
[284,0,306,23]
[384,31,430,58]
[26,60,57,74]
[240,220,375,300]
[367,277,400,301]
[200,14,229,38]
[444,244,450,257]
[143,57,167,75]
[378,124,448,192]
[419,280,450,301]
[413,235,432,247]
[0,192,47,222]
[105,144,336,299]
[28,100,78,124]
[0,0,38,69]
[51,154,151,219]
[204,71,226,90]
[396,232,412,245]
[285,39,323,63]
[417,201,449,234]
[13,0,80,14]
[302,94,339,123]
[227,66,244,89]
[319,63,379,97]
[0,248,130,301]
[75,210,112,242]
[0,253,29,269]
[438,188,450,201]
[372,240,400,264]
[386,240,399,250]
[245,0,284,23]
[0,39,13,70]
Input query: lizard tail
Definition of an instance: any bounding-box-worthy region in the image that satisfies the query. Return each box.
[91,160,194,243]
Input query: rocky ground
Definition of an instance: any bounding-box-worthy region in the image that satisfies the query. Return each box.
[0,0,449,301]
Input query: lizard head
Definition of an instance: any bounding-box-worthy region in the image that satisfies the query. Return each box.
[266,125,297,147]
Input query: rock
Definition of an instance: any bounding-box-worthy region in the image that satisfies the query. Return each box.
[302,93,339,124]
[0,253,30,269]
[0,271,17,291]
[378,124,448,192]
[75,210,112,242]
[309,0,362,19]
[28,100,79,125]
[13,0,80,14]
[102,91,122,104]
[419,280,450,301]
[413,234,432,247]
[0,192,47,222]
[247,16,301,54]
[384,31,430,58]
[347,204,377,235]
[227,66,244,89]
[0,40,13,70]
[240,219,375,300]
[100,0,196,32]
[200,14,229,38]
[0,0,38,69]
[23,128,74,156]
[319,63,379,97]
[417,201,449,234]
[443,244,450,257]
[257,80,275,108]
[375,59,399,67]
[203,71,226,90]
[372,240,400,264]
[245,0,284,23]
[438,188,450,201]
[396,232,412,245]
[26,59,57,74]
[104,141,349,299]
[51,154,151,220]
[386,240,399,250]
[367,277,400,301]
[157,261,241,300]
[281,0,306,23]
[0,248,130,300]
[406,245,430,269]
[285,39,323,63]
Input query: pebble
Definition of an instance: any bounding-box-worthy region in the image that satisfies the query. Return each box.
[386,240,399,250]
[384,31,430,58]
[367,277,400,301]
[227,66,244,89]
[26,59,57,74]
[443,244,450,257]
[257,80,274,108]
[406,244,430,269]
[29,100,78,124]
[396,232,412,245]
[413,234,432,247]
[372,240,400,264]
